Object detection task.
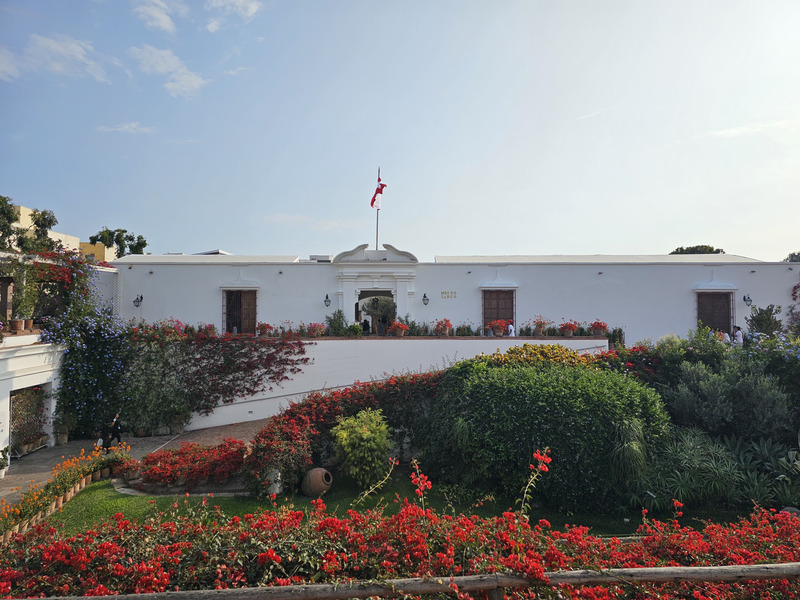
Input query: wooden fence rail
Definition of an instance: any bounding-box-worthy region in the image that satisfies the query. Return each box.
[57,562,800,600]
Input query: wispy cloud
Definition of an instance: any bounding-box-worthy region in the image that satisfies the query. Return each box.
[25,34,109,82]
[129,44,208,97]
[133,0,189,33]
[224,66,245,76]
[97,121,155,134]
[575,107,614,121]
[204,0,261,32]
[0,47,22,81]
[264,214,361,232]
[699,120,799,139]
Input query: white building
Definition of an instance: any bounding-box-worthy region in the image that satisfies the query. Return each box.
[103,243,796,344]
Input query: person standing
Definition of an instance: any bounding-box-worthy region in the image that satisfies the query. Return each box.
[733,326,744,347]
[110,413,122,446]
[507,319,515,337]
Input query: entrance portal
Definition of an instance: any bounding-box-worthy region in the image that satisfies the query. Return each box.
[356,291,396,335]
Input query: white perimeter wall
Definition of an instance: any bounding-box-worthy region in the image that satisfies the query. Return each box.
[101,259,797,345]
[186,337,608,430]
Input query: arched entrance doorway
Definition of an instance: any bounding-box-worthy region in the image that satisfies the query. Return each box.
[356,291,396,335]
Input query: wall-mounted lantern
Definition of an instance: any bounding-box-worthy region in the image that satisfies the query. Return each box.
[324,294,331,307]
[743,294,752,307]
[422,293,429,305]
[133,294,144,308]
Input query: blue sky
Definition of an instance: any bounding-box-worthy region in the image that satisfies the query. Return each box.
[1,1,799,261]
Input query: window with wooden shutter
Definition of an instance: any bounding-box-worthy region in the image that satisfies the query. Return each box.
[482,290,515,328]
[225,290,257,334]
[697,292,732,333]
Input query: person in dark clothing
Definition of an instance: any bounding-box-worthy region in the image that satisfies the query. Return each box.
[110,413,122,446]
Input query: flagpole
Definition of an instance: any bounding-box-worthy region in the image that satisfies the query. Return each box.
[375,166,380,251]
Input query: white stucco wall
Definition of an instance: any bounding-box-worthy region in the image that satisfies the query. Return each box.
[103,252,797,344]
[0,339,61,470]
[186,336,609,430]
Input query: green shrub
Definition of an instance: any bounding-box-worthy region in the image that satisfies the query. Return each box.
[418,361,670,512]
[332,408,392,490]
[745,304,784,337]
[661,354,793,442]
[325,309,349,336]
[629,427,743,512]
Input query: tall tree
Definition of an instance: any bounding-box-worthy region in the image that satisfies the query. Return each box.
[89,226,148,257]
[670,245,725,255]
[15,208,60,253]
[783,251,800,262]
[0,195,17,250]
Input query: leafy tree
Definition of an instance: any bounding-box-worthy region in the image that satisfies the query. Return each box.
[670,245,725,255]
[15,209,60,253]
[89,226,148,257]
[0,195,17,250]
[784,251,800,262]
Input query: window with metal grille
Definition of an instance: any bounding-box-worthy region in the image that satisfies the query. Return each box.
[224,290,256,334]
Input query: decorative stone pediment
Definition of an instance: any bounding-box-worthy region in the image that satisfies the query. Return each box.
[333,244,418,263]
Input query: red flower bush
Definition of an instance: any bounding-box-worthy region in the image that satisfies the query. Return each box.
[242,371,444,496]
[2,482,800,598]
[141,438,246,490]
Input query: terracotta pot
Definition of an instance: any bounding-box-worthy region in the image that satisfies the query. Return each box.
[534,326,544,336]
[592,328,607,337]
[100,467,111,478]
[18,520,28,534]
[2,529,11,544]
[24,319,33,330]
[55,495,63,508]
[9,319,23,331]
[562,329,574,337]
[301,468,333,497]
[92,470,101,481]
[492,327,503,336]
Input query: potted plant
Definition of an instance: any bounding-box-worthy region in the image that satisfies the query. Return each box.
[433,318,452,336]
[387,321,409,337]
[53,411,77,446]
[11,261,39,330]
[530,315,553,336]
[558,320,580,336]
[0,446,9,478]
[589,319,608,336]
[487,319,508,336]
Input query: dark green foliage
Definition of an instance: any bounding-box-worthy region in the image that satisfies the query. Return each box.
[745,304,784,337]
[418,361,670,512]
[332,409,392,490]
[670,245,725,254]
[89,226,148,257]
[661,354,793,442]
[324,309,349,336]
[630,428,743,512]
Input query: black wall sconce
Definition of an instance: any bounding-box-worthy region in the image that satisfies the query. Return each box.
[422,293,429,305]
[324,294,331,307]
[133,294,144,308]
[743,294,752,307]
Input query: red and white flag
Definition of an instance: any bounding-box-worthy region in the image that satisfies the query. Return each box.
[370,177,387,209]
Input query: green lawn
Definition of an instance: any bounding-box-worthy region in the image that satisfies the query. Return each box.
[43,473,747,538]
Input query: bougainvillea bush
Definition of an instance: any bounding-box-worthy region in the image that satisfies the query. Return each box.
[242,371,443,496]
[140,438,246,490]
[3,467,800,598]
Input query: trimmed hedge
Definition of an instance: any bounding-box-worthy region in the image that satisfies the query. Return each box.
[418,360,671,512]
